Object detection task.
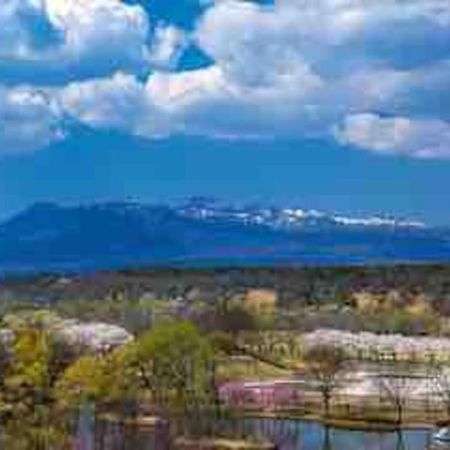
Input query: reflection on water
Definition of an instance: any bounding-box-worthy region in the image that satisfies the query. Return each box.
[75,403,95,450]
[242,419,433,450]
[74,414,444,450]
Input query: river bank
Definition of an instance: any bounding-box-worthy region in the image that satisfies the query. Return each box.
[88,414,441,450]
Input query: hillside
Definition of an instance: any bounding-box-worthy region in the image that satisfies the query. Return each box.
[0,201,449,273]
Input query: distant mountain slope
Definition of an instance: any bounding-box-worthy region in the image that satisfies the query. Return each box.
[0,201,449,273]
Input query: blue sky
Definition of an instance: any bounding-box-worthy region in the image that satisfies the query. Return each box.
[0,0,449,224]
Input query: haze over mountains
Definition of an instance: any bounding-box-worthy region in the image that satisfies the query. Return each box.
[0,199,449,274]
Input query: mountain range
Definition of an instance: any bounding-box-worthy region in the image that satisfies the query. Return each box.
[0,199,449,274]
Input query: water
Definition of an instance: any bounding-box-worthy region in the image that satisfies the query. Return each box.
[79,417,440,450]
[236,419,435,450]
[242,419,433,450]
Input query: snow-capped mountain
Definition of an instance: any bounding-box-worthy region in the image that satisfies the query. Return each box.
[177,198,426,231]
[0,200,447,274]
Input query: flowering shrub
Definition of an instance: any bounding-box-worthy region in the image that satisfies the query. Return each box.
[219,381,303,411]
[303,329,450,362]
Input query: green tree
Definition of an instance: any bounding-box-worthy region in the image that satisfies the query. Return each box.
[5,329,59,407]
[55,345,139,410]
[132,321,215,412]
[1,328,76,447]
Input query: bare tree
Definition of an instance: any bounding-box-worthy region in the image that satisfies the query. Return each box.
[376,366,413,427]
[429,363,450,420]
[303,345,348,418]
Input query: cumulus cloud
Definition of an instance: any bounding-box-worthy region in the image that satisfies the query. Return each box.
[335,114,450,158]
[1,0,449,158]
[149,25,188,70]
[0,85,63,155]
[60,64,327,140]
[197,0,450,76]
[384,61,450,120]
[68,0,442,150]
[168,0,449,152]
[147,61,327,138]
[0,0,151,80]
[61,74,148,131]
[57,58,450,155]
[60,73,171,138]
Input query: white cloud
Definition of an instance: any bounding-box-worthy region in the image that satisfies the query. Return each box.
[47,0,150,64]
[57,57,450,155]
[197,0,450,77]
[0,0,151,78]
[335,114,450,158]
[60,73,171,138]
[383,61,450,120]
[164,0,449,152]
[1,0,449,158]
[149,25,188,70]
[61,73,147,131]
[0,85,63,155]
[141,61,450,143]
[60,62,326,141]
[0,0,36,58]
[146,64,327,138]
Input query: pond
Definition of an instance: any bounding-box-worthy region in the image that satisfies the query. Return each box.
[79,416,444,450]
